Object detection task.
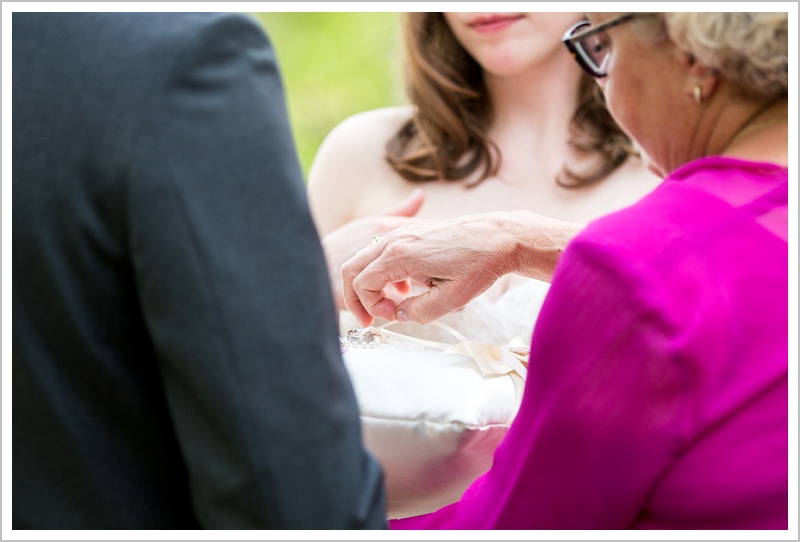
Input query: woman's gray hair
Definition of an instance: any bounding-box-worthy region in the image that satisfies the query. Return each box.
[644,13,788,100]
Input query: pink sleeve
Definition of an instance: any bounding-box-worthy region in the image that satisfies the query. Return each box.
[392,238,690,529]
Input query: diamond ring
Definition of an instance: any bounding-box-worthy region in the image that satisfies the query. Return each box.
[340,328,384,350]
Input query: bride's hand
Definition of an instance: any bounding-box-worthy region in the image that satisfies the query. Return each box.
[321,189,427,310]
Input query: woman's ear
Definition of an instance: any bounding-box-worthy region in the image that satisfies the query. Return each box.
[679,50,718,103]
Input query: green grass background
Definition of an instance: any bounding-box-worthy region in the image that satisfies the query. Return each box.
[252,12,405,181]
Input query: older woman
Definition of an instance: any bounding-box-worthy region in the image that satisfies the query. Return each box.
[344,12,788,529]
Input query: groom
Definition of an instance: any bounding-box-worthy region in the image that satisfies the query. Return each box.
[12,12,385,529]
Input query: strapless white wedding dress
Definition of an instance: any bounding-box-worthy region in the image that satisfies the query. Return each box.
[340,278,551,519]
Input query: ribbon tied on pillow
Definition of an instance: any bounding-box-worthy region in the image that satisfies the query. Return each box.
[340,319,530,519]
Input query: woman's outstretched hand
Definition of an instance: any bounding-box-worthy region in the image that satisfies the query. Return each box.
[341,210,584,327]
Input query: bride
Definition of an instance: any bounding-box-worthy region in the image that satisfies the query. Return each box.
[307,12,660,517]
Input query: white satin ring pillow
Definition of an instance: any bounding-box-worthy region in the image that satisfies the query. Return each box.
[342,328,525,520]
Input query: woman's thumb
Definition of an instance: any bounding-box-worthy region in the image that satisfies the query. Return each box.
[395,287,447,325]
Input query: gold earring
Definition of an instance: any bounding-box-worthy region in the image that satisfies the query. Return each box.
[693,85,703,104]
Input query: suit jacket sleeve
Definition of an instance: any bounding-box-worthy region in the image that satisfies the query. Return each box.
[126,14,385,529]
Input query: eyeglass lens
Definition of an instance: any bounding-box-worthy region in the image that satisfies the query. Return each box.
[578,30,612,75]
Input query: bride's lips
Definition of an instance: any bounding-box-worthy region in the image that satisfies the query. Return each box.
[468,13,525,33]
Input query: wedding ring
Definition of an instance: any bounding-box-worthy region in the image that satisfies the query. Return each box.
[341,328,384,349]
[371,235,381,246]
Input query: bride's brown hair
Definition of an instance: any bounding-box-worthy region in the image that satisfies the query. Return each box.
[385,12,635,187]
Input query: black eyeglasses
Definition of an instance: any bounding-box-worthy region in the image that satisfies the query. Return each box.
[562,13,638,78]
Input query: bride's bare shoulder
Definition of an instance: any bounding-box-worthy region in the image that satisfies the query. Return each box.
[309,105,412,189]
[308,106,414,229]
[318,105,413,152]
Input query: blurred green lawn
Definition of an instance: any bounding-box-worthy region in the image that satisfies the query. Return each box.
[252,12,405,181]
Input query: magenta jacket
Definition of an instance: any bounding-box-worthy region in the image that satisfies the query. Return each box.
[393,157,789,530]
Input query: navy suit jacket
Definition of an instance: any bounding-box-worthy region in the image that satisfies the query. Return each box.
[12,12,386,529]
